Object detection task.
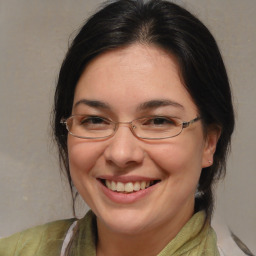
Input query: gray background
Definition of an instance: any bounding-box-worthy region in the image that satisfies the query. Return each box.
[0,0,255,254]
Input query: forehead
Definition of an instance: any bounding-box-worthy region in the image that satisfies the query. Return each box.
[73,44,197,116]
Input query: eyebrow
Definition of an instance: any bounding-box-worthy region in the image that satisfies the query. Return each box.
[74,98,184,111]
[137,99,184,111]
[74,99,111,109]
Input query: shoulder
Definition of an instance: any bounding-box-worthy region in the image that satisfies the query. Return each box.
[0,218,75,256]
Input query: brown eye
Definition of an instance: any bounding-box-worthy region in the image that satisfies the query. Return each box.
[79,116,111,130]
[142,117,176,127]
[81,116,105,125]
[151,117,174,125]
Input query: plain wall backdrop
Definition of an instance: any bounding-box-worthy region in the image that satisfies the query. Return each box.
[0,0,255,254]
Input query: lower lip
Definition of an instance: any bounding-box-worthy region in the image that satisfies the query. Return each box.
[98,180,157,204]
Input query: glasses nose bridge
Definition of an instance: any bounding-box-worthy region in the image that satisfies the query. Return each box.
[116,120,134,128]
[117,120,133,125]
[114,120,136,135]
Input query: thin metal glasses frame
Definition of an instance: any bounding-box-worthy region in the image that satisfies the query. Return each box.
[60,115,201,140]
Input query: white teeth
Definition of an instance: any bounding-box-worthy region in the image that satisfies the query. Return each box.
[106,180,111,188]
[124,182,133,193]
[105,180,155,193]
[111,180,116,191]
[133,181,141,191]
[140,181,146,190]
[116,182,124,192]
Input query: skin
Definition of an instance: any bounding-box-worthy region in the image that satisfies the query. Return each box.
[68,43,219,256]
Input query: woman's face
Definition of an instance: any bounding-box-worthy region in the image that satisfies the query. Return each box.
[68,44,216,236]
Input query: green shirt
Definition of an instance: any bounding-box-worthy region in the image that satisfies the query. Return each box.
[0,210,220,255]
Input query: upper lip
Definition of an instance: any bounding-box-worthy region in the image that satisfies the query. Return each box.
[97,175,160,183]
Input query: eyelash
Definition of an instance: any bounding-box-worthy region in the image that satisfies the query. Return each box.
[77,115,179,127]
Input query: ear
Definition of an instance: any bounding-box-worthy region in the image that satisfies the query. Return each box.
[202,126,221,168]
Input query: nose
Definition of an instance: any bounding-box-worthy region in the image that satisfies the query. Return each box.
[104,124,144,169]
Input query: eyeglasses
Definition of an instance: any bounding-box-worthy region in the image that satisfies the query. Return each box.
[61,115,201,140]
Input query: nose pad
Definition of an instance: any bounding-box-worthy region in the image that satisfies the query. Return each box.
[104,125,144,169]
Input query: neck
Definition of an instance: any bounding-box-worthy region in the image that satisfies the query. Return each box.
[96,208,194,256]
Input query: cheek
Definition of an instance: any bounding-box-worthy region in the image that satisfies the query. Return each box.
[67,136,104,177]
[67,137,107,209]
[148,138,205,179]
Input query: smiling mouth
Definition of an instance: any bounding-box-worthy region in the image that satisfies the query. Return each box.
[100,179,160,193]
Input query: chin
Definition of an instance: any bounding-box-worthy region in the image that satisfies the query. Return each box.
[96,208,152,235]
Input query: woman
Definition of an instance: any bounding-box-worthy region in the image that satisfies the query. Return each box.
[0,0,235,255]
